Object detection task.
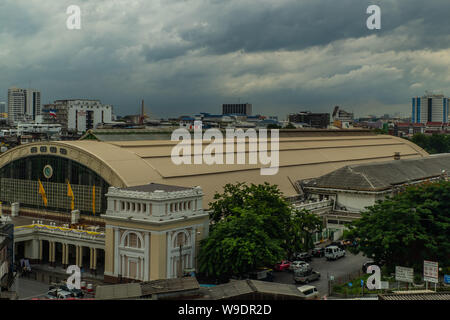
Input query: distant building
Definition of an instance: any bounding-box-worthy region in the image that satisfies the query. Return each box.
[43,99,113,134]
[288,112,330,129]
[7,87,41,124]
[222,103,252,116]
[412,92,449,124]
[0,102,6,114]
[332,106,354,122]
[299,154,450,236]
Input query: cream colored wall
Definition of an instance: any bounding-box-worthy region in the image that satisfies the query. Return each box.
[104,227,114,274]
[104,215,209,281]
[149,233,167,280]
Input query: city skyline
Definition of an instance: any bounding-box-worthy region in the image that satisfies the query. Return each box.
[1,1,450,119]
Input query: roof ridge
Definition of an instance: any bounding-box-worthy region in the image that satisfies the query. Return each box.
[348,166,377,189]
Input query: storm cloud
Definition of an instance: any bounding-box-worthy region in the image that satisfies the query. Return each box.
[1,0,450,118]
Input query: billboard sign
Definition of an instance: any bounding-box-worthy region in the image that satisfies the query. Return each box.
[395,266,414,283]
[423,260,439,283]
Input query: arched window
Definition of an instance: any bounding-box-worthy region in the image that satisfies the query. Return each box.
[124,232,142,248]
[173,231,190,248]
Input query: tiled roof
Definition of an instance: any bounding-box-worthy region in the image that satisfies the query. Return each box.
[301,154,450,191]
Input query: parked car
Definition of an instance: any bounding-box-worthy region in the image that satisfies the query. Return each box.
[46,288,75,300]
[289,260,310,272]
[294,269,321,284]
[297,285,320,299]
[325,246,345,260]
[312,247,325,257]
[274,260,291,271]
[295,252,312,261]
[57,284,85,298]
[249,268,274,282]
[342,239,352,246]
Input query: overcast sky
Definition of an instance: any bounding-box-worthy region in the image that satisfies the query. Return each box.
[1,0,450,119]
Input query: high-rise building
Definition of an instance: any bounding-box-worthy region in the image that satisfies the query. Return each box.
[43,99,113,134]
[288,111,330,128]
[0,102,6,114]
[222,103,252,116]
[7,87,41,124]
[412,92,449,124]
[332,106,354,121]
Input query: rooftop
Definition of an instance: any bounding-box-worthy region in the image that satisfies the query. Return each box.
[0,132,429,206]
[122,183,193,193]
[301,153,450,192]
[378,290,450,300]
[95,277,200,300]
[201,279,307,300]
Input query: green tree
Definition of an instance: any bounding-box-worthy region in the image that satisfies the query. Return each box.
[199,182,325,279]
[411,133,450,154]
[198,208,284,278]
[286,209,323,258]
[209,182,292,242]
[346,181,450,272]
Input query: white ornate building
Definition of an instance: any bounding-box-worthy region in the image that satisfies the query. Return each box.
[102,183,209,283]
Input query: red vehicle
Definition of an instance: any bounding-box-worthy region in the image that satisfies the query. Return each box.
[274,260,291,271]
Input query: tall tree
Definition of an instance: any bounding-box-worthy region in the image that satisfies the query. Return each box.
[346,181,450,271]
[198,208,284,278]
[209,182,292,242]
[199,182,325,279]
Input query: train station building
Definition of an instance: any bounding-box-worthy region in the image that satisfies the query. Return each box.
[0,130,429,282]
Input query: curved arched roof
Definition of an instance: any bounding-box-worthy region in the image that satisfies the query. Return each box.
[0,134,429,206]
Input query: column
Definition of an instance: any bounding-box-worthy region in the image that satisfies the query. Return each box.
[39,240,43,263]
[121,254,125,279]
[114,228,120,276]
[144,232,150,281]
[89,247,93,272]
[62,244,66,267]
[93,248,97,272]
[49,242,55,267]
[78,246,83,268]
[66,244,69,267]
[76,246,80,267]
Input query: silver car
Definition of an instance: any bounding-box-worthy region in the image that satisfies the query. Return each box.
[289,260,310,272]
[294,269,320,284]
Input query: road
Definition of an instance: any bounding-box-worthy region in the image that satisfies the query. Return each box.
[12,276,50,300]
[272,252,368,297]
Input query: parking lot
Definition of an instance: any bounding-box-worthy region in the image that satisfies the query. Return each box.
[272,252,369,297]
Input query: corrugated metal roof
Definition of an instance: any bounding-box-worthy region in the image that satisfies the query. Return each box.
[379,291,450,300]
[140,277,199,296]
[95,283,142,300]
[0,134,429,206]
[204,280,306,300]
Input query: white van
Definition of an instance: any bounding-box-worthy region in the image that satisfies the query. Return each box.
[297,285,320,299]
[325,246,345,260]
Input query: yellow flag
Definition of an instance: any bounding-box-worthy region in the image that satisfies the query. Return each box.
[67,181,74,210]
[92,185,96,215]
[38,179,48,207]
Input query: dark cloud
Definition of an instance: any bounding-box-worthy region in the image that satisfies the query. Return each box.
[1,0,450,119]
